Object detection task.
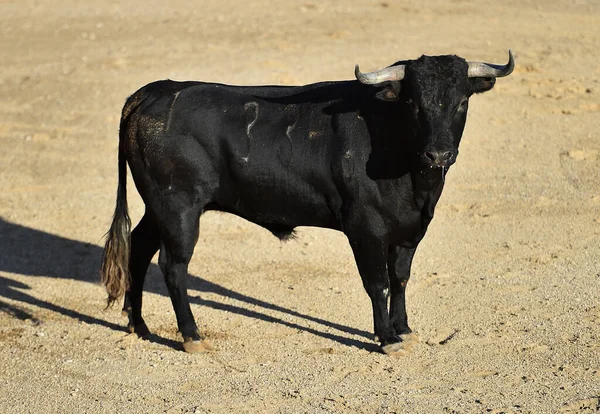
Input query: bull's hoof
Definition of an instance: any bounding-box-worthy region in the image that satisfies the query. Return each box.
[183,339,213,354]
[381,342,411,356]
[128,322,151,338]
[381,333,420,357]
[399,332,420,345]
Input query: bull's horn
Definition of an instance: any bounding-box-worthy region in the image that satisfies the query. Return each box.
[467,49,515,78]
[355,64,406,84]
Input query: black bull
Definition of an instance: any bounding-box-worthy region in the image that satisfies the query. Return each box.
[101,51,514,355]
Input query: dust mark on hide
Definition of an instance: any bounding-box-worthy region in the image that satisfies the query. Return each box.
[342,149,355,178]
[244,101,259,139]
[241,101,259,162]
[139,114,165,136]
[166,91,181,131]
[286,123,296,143]
[122,92,147,120]
[308,131,320,140]
[279,104,298,167]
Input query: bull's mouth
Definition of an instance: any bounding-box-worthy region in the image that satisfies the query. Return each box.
[421,162,455,171]
[418,152,456,181]
[419,153,456,169]
[418,164,449,182]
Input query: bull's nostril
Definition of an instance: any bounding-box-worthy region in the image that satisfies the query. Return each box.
[423,150,454,165]
[424,151,437,162]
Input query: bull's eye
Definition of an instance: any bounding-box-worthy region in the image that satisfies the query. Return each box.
[458,98,468,112]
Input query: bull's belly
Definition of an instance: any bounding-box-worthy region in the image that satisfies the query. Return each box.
[211,181,339,232]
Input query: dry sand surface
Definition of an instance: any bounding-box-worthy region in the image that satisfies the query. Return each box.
[1,0,599,412]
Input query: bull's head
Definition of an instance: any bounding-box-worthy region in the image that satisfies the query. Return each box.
[355,50,514,170]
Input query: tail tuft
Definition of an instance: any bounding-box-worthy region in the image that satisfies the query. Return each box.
[100,145,131,307]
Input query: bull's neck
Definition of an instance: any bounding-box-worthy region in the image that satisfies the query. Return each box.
[362,115,417,180]
[411,168,447,221]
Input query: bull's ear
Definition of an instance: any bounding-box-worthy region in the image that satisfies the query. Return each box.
[470,77,496,94]
[375,82,401,102]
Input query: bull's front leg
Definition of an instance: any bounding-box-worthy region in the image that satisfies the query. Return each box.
[348,236,403,355]
[387,245,420,350]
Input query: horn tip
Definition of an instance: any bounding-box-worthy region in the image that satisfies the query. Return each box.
[506,49,515,75]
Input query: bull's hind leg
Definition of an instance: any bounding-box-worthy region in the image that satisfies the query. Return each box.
[123,212,160,337]
[155,200,212,353]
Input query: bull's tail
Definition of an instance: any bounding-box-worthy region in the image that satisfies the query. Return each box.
[100,131,132,307]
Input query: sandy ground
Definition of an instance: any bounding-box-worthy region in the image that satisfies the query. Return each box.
[1,0,599,412]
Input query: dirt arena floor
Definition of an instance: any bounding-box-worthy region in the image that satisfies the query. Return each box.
[1,0,599,412]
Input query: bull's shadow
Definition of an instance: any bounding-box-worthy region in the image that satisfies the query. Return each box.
[0,217,375,351]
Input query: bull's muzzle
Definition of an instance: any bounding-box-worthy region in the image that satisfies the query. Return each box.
[422,149,456,168]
